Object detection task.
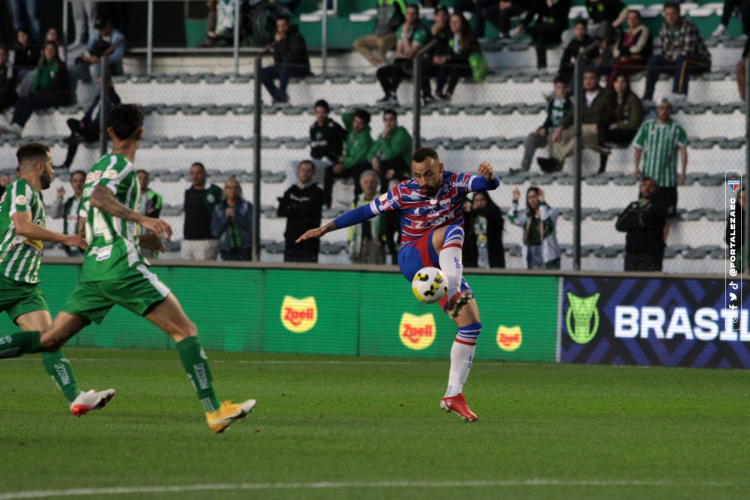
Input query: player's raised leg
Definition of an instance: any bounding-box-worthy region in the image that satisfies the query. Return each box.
[431,225,474,319]
[440,301,481,421]
[144,293,255,434]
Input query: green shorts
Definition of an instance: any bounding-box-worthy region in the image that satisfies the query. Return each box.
[62,264,171,325]
[0,275,49,323]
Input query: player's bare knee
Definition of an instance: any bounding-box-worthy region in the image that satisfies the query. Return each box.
[170,319,198,342]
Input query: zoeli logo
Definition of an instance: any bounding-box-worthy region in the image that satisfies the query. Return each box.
[400,313,436,350]
[566,293,600,344]
[280,296,318,333]
[496,326,522,351]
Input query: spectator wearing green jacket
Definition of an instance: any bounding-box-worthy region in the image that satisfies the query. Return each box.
[369,109,413,194]
[323,108,374,208]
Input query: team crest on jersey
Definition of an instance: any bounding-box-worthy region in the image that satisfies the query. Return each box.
[15,195,27,206]
[378,193,388,204]
[207,194,215,203]
[406,191,422,201]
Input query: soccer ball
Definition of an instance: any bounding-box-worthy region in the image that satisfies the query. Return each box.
[412,267,449,304]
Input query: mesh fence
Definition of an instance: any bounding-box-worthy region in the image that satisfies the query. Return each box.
[0,16,747,274]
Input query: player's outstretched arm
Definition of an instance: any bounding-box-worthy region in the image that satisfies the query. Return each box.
[296,221,337,243]
[296,200,382,243]
[470,162,500,191]
[90,185,173,240]
[11,211,87,250]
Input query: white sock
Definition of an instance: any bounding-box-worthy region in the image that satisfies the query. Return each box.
[445,341,476,397]
[439,225,465,298]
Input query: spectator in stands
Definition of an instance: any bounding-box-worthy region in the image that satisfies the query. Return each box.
[69,16,125,102]
[323,108,374,208]
[422,6,452,104]
[211,177,254,261]
[712,0,750,38]
[0,42,70,136]
[376,4,428,104]
[137,169,163,259]
[51,170,86,257]
[561,0,627,45]
[433,13,483,103]
[726,186,746,273]
[512,0,571,70]
[453,0,491,40]
[0,175,11,198]
[588,22,618,78]
[353,0,406,67]
[262,16,311,105]
[348,170,385,264]
[369,109,412,193]
[483,0,528,40]
[464,190,505,268]
[516,75,571,174]
[8,0,42,44]
[69,1,98,52]
[45,28,66,63]
[600,73,643,149]
[55,77,121,170]
[509,187,560,269]
[643,2,711,104]
[616,176,667,271]
[559,20,596,83]
[608,10,652,87]
[182,162,223,261]
[0,45,18,114]
[203,0,236,47]
[538,69,607,173]
[278,160,326,263]
[633,98,687,240]
[12,28,40,82]
[369,109,412,262]
[309,99,347,171]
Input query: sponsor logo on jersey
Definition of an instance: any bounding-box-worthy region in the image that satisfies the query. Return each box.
[23,238,43,256]
[86,171,102,184]
[103,169,118,180]
[378,193,388,204]
[15,195,27,206]
[399,313,436,350]
[497,326,522,351]
[566,293,600,344]
[281,296,318,333]
[88,244,113,261]
[0,192,6,204]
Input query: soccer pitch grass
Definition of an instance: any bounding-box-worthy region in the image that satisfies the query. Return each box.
[1,348,749,500]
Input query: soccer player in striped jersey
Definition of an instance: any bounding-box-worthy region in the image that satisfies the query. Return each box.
[297,147,500,421]
[0,105,255,434]
[0,142,115,416]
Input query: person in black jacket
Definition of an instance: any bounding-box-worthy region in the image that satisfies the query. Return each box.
[512,0,571,69]
[464,190,505,268]
[309,99,347,167]
[262,16,311,104]
[615,176,667,271]
[278,161,326,263]
[434,13,479,101]
[0,45,18,113]
[483,0,528,39]
[559,20,597,82]
[1,42,70,136]
[517,75,571,173]
[12,28,40,81]
[55,78,121,169]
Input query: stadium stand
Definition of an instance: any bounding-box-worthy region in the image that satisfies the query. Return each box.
[0,0,745,273]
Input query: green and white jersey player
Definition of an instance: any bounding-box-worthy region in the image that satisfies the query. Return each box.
[0,105,255,434]
[0,142,114,416]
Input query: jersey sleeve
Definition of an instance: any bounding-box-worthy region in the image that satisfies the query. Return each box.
[413,28,427,45]
[9,180,32,216]
[96,157,133,194]
[632,122,647,149]
[465,173,501,193]
[370,183,404,215]
[677,125,688,147]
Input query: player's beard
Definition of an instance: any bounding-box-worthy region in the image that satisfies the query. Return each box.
[423,183,439,197]
[40,169,52,190]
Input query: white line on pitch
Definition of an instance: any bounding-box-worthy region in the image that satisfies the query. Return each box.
[0,480,740,499]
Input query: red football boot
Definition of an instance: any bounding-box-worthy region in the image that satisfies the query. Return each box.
[440,393,478,421]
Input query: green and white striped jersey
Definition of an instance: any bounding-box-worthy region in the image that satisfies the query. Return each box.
[632,119,688,188]
[79,154,147,283]
[0,179,46,283]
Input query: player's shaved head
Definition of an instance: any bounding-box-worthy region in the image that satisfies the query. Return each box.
[412,147,444,197]
[109,104,144,141]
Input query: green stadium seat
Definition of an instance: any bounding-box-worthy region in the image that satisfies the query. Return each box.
[162,204,184,216]
[590,208,621,221]
[266,242,286,254]
[706,210,726,222]
[594,245,624,258]
[719,138,745,149]
[320,242,348,255]
[163,240,181,252]
[159,172,185,182]
[710,247,726,259]
[581,244,604,257]
[698,174,725,187]
[682,208,708,221]
[505,244,522,257]
[263,171,287,183]
[205,74,229,84]
[685,245,715,259]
